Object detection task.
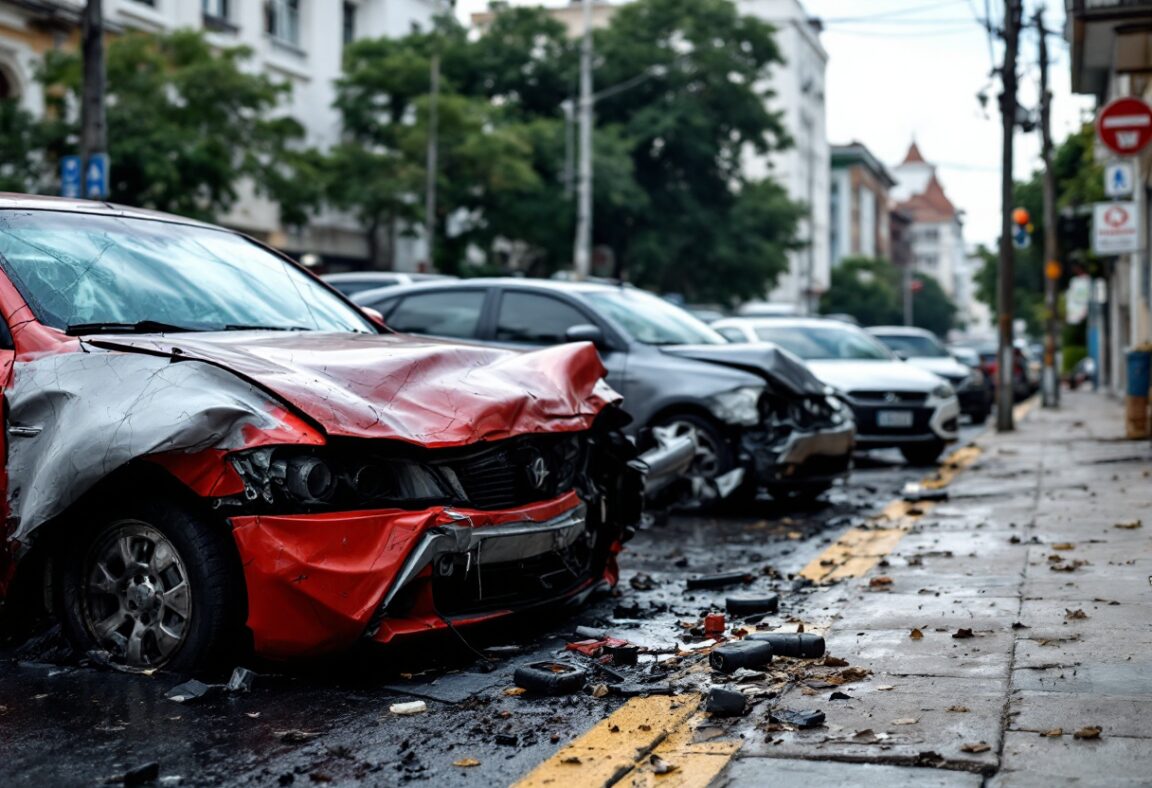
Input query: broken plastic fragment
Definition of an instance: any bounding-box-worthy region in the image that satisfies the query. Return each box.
[704,687,748,717]
[164,679,220,704]
[710,640,773,673]
[746,632,826,659]
[1073,725,1102,740]
[961,741,991,753]
[226,667,256,694]
[769,708,825,728]
[390,701,428,716]
[725,595,779,616]
[686,571,752,590]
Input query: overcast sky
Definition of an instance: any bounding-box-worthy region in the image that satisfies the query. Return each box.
[454,0,1096,250]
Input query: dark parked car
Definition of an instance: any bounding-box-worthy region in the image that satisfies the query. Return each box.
[867,326,992,425]
[322,271,454,297]
[355,280,856,503]
[0,195,675,672]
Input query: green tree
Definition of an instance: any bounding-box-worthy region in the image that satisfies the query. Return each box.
[38,30,302,220]
[821,256,957,337]
[0,100,42,193]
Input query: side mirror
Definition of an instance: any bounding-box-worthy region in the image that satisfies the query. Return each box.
[565,323,607,348]
[361,306,385,325]
[893,349,909,361]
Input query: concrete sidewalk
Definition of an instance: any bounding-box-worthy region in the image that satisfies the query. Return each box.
[723,390,1152,786]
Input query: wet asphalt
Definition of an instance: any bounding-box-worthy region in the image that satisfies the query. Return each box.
[0,429,981,787]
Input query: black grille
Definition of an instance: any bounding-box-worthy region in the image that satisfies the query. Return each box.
[439,435,586,510]
[847,390,928,405]
[851,405,934,437]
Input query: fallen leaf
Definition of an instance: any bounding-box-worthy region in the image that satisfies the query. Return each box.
[1042,728,1063,737]
[961,741,991,753]
[591,684,609,698]
[910,628,924,640]
[1065,608,1089,620]
[786,531,802,540]
[1115,520,1142,529]
[561,756,582,765]
[1011,621,1030,629]
[952,628,975,639]
[869,576,894,588]
[947,705,969,713]
[504,687,527,697]
[649,754,679,775]
[822,656,849,667]
[1074,726,1102,740]
[1052,542,1075,551]
[1047,554,1064,563]
[876,685,895,691]
[837,667,873,683]
[891,717,919,725]
[453,759,481,768]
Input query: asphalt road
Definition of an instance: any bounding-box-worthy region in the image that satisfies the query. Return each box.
[0,427,983,787]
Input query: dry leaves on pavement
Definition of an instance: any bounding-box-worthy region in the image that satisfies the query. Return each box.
[453,759,481,768]
[1074,726,1102,740]
[1065,608,1089,620]
[962,742,991,753]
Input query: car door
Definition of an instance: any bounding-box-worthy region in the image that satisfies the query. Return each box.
[489,289,630,398]
[372,288,490,341]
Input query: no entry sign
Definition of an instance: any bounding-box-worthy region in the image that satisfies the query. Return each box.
[1097,97,1152,156]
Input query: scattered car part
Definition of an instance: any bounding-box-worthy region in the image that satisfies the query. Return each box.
[605,644,639,666]
[389,701,428,715]
[686,571,752,590]
[710,640,774,673]
[770,708,826,728]
[704,687,748,717]
[164,679,218,704]
[226,667,256,694]
[746,632,826,659]
[513,661,588,696]
[901,482,949,502]
[703,613,727,637]
[725,595,780,616]
[609,683,675,697]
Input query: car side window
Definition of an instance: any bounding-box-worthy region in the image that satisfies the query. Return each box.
[716,327,748,343]
[495,292,591,345]
[384,290,485,339]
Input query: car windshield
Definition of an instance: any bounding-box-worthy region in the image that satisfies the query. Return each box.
[873,333,950,358]
[753,324,894,360]
[0,211,374,333]
[585,289,725,345]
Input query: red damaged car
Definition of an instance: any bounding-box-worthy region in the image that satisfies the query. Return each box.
[0,195,664,671]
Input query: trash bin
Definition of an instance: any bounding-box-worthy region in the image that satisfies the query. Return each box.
[1125,348,1151,439]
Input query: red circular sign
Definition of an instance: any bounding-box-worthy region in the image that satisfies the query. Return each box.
[1104,204,1130,228]
[1097,97,1152,155]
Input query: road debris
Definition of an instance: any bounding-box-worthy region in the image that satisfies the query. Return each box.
[952,628,975,639]
[1042,728,1063,737]
[901,482,949,502]
[961,742,991,753]
[726,595,779,616]
[704,613,727,637]
[710,641,774,673]
[1114,519,1142,529]
[389,701,427,716]
[649,754,679,775]
[910,628,924,640]
[630,573,658,591]
[892,717,919,726]
[453,759,480,768]
[829,691,852,700]
[769,708,826,728]
[103,761,160,786]
[947,705,970,713]
[226,667,256,694]
[164,679,219,704]
[277,730,322,743]
[868,576,894,589]
[1073,726,1102,740]
[1065,608,1089,620]
[686,571,752,590]
[746,633,826,658]
[513,661,587,695]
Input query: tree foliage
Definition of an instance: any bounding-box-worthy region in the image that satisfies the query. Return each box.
[821,256,958,337]
[38,30,301,220]
[0,100,44,193]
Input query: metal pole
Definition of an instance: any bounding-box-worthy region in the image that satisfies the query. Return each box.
[80,0,106,181]
[996,0,1021,432]
[424,50,440,272]
[573,0,594,279]
[903,261,913,326]
[1037,8,1060,408]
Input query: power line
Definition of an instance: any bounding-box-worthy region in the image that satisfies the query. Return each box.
[822,0,967,23]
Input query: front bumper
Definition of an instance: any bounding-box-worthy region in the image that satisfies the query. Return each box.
[229,491,615,659]
[850,395,960,448]
[957,385,992,417]
[742,421,856,486]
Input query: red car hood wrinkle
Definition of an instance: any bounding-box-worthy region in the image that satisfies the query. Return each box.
[87,331,619,447]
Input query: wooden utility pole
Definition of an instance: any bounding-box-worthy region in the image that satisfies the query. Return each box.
[1037,8,1060,408]
[80,0,106,186]
[573,0,594,279]
[996,0,1022,431]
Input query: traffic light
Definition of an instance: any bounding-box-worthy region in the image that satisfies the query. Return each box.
[1012,207,1032,249]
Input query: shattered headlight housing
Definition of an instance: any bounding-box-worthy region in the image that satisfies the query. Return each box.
[708,386,764,426]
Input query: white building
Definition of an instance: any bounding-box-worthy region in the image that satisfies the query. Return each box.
[891,145,964,296]
[739,0,829,314]
[0,0,440,269]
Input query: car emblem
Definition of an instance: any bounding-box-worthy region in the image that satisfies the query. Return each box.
[884,392,899,404]
[526,455,550,489]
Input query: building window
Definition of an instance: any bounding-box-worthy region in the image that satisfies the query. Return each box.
[916,254,937,267]
[130,0,157,6]
[265,0,301,47]
[203,0,237,31]
[343,2,357,46]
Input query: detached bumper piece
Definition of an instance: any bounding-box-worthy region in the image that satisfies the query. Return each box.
[742,422,855,487]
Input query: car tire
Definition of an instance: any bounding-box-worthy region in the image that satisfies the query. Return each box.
[900,441,948,466]
[513,661,588,695]
[649,413,737,509]
[58,499,244,673]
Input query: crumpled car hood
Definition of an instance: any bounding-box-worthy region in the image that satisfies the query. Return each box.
[659,344,828,398]
[87,331,620,447]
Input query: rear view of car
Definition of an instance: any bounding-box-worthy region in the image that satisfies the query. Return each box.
[715,317,959,465]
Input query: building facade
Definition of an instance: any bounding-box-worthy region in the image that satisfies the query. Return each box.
[829,142,895,267]
[0,0,440,269]
[891,143,966,298]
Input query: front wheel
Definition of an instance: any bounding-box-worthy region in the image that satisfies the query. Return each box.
[900,441,948,466]
[649,414,736,509]
[58,499,244,673]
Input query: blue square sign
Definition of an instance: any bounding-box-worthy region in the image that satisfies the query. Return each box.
[85,153,109,200]
[60,155,82,198]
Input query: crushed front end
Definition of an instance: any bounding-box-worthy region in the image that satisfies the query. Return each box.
[740,391,855,495]
[217,416,643,659]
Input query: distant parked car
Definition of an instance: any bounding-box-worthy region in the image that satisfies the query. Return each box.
[948,345,981,369]
[322,271,455,297]
[963,341,1035,402]
[867,326,992,425]
[355,279,856,504]
[713,317,959,465]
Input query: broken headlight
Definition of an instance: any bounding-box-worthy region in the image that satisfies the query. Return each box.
[707,386,765,426]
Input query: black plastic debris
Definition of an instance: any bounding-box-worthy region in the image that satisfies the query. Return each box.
[770,708,825,728]
[104,761,160,786]
[609,683,674,697]
[710,640,773,673]
[630,573,658,591]
[901,483,949,503]
[226,667,256,694]
[725,595,779,616]
[686,571,752,590]
[704,687,748,717]
[165,679,219,704]
[745,632,826,659]
[605,644,639,666]
[495,733,519,747]
[829,691,852,701]
[513,661,587,696]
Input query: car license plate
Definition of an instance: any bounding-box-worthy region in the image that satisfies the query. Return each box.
[877,410,913,428]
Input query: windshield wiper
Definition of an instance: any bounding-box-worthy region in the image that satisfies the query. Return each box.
[65,320,201,336]
[222,324,312,332]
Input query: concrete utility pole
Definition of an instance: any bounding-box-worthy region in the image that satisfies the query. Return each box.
[1037,8,1060,408]
[996,0,1022,432]
[573,0,594,279]
[80,0,106,175]
[903,261,914,327]
[424,49,440,272]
